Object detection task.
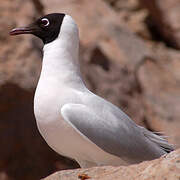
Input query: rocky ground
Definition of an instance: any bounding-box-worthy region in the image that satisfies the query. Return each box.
[0,0,180,179]
[45,149,180,180]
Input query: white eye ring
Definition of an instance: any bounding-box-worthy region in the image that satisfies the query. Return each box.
[41,18,50,26]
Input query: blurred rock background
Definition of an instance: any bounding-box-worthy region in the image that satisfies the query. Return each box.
[0,0,180,179]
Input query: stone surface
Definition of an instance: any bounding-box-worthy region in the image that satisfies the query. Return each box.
[0,0,41,89]
[138,44,180,145]
[139,0,180,49]
[0,0,180,179]
[45,149,180,180]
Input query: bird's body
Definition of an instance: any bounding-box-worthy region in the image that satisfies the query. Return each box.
[33,16,126,166]
[10,13,174,168]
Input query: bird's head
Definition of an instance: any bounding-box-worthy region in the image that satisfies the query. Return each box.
[10,13,78,44]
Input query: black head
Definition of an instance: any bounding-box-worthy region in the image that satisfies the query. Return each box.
[10,13,65,44]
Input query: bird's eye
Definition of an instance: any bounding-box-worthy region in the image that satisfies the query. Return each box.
[41,18,50,27]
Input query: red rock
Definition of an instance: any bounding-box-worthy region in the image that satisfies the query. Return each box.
[139,0,180,49]
[138,44,180,146]
[44,149,180,180]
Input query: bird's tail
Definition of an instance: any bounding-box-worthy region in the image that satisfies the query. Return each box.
[139,126,174,153]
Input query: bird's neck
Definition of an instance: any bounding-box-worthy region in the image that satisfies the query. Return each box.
[40,32,85,90]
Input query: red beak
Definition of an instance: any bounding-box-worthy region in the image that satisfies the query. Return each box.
[9,27,35,36]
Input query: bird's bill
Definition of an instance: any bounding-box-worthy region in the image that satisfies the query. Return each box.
[9,26,36,36]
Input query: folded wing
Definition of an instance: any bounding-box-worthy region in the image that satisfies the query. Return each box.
[61,103,173,164]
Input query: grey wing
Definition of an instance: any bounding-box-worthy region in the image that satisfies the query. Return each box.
[61,103,173,163]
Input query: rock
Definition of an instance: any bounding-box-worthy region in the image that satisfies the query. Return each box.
[138,44,180,146]
[104,0,150,40]
[104,0,139,11]
[44,149,180,180]
[0,0,41,89]
[139,0,180,49]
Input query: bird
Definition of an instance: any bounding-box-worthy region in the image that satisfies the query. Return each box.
[10,13,174,168]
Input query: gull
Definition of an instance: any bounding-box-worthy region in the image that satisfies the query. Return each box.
[10,13,174,168]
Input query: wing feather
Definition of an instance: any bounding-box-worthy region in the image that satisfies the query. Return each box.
[61,103,173,164]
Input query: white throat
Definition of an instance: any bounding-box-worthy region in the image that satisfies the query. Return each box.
[40,15,85,90]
